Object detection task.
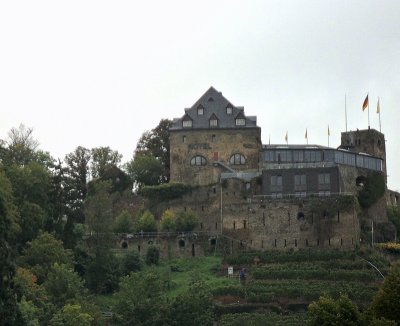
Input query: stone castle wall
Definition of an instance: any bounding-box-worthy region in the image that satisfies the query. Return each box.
[145,179,360,251]
[170,128,261,185]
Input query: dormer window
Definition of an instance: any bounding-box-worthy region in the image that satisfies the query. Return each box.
[226,106,233,115]
[182,114,193,128]
[235,118,246,126]
[209,114,218,127]
[197,106,204,116]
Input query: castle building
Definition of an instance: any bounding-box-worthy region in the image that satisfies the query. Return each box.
[169,87,261,186]
[168,87,395,250]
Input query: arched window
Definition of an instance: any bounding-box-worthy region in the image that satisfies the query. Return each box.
[190,156,207,166]
[229,153,245,165]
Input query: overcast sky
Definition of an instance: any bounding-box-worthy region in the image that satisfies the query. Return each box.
[1,1,399,190]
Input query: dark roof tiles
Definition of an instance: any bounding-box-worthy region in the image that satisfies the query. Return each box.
[170,87,259,130]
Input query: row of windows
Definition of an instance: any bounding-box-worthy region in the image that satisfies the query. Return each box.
[182,115,246,128]
[197,105,234,116]
[270,191,331,198]
[270,173,331,187]
[190,154,246,166]
[263,149,382,171]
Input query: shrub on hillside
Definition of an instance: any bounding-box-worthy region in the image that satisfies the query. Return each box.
[140,182,192,201]
[146,246,160,265]
[175,209,198,232]
[135,210,157,232]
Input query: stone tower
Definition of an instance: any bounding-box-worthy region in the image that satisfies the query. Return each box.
[169,87,261,186]
[339,128,387,179]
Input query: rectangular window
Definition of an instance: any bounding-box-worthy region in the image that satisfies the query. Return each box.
[182,136,186,143]
[271,175,283,192]
[264,150,274,162]
[271,175,282,186]
[226,107,232,115]
[210,119,218,127]
[182,120,192,128]
[295,192,307,198]
[294,174,306,191]
[197,108,204,115]
[294,174,306,185]
[293,150,304,162]
[235,118,246,126]
[318,173,331,191]
[318,173,330,185]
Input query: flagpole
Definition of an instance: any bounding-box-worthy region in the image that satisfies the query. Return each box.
[345,94,348,132]
[368,92,370,128]
[328,125,330,147]
[378,97,382,132]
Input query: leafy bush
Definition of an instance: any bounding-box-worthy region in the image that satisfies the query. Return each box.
[120,250,142,274]
[113,210,134,234]
[387,206,400,235]
[308,294,360,326]
[377,242,400,255]
[135,210,157,232]
[160,209,176,231]
[146,246,160,265]
[358,172,386,209]
[140,182,192,201]
[175,209,198,232]
[220,312,308,326]
[225,249,356,265]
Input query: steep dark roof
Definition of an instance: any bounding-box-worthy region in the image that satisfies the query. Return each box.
[170,87,258,130]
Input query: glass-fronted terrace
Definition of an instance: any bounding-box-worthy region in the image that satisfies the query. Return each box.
[262,145,382,171]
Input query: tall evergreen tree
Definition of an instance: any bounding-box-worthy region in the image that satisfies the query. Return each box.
[0,172,22,324]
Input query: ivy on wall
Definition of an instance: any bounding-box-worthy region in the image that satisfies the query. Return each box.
[140,182,192,201]
[357,172,386,209]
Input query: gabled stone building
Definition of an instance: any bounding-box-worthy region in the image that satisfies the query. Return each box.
[169,87,261,186]
[168,87,395,250]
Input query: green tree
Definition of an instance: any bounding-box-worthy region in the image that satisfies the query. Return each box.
[121,250,142,275]
[160,209,176,231]
[18,202,46,246]
[18,296,40,326]
[175,209,198,232]
[3,124,39,166]
[370,262,400,323]
[112,271,166,325]
[308,294,360,326]
[125,154,164,189]
[85,181,114,246]
[135,118,172,182]
[20,232,73,283]
[113,209,134,234]
[62,146,91,247]
[168,280,214,326]
[90,146,122,179]
[49,304,93,326]
[358,172,386,209]
[145,246,160,266]
[84,181,121,294]
[136,210,157,232]
[0,171,22,324]
[14,267,52,324]
[43,263,87,308]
